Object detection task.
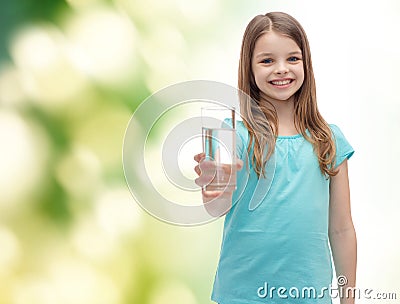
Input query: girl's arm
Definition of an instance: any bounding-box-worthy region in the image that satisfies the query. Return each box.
[328,159,357,304]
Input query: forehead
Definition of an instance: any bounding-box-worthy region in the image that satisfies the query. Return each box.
[253,31,301,57]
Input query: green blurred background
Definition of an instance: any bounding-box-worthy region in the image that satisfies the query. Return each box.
[0,0,399,303]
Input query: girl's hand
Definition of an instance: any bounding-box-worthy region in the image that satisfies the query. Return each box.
[193,152,243,187]
[193,152,243,217]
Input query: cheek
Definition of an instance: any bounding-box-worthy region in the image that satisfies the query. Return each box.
[296,66,305,85]
[253,73,261,88]
[252,67,266,87]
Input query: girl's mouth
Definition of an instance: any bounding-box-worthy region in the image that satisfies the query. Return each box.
[269,79,294,87]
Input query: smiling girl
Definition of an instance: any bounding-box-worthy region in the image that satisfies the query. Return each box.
[195,12,357,304]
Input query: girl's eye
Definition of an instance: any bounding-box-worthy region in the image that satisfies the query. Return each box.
[288,56,301,62]
[262,58,273,64]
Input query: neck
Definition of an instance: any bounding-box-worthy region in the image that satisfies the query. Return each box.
[272,99,294,121]
[260,95,298,136]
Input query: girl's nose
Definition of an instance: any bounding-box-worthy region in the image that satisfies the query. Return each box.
[275,61,289,75]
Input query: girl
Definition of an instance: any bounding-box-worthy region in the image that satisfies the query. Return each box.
[195,12,357,304]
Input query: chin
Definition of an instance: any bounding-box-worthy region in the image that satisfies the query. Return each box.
[272,96,294,102]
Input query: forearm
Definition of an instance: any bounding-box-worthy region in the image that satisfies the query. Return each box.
[329,226,357,304]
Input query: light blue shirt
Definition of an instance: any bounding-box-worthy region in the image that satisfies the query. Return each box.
[211,121,354,304]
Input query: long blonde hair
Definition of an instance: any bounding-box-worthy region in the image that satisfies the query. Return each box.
[238,12,337,178]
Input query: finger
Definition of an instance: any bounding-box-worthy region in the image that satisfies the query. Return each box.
[194,152,205,163]
[198,159,217,171]
[195,161,216,177]
[195,176,205,187]
[202,190,223,199]
[195,173,214,187]
[194,165,201,176]
[202,189,233,207]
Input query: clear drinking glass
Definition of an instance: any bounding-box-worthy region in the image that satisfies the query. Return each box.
[201,106,236,192]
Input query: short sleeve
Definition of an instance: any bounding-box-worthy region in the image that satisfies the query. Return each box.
[330,124,354,168]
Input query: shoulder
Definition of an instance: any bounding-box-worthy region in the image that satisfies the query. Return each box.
[328,123,351,145]
[233,120,250,159]
[328,123,345,138]
[222,119,249,141]
[236,120,248,133]
[235,120,249,141]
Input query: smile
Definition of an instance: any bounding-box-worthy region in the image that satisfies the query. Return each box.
[269,79,294,86]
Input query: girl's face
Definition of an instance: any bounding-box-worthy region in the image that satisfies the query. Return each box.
[251,30,304,104]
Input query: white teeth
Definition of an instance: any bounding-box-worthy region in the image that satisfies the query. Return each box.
[271,80,291,85]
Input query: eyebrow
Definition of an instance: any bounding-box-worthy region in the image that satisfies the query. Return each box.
[255,51,302,58]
